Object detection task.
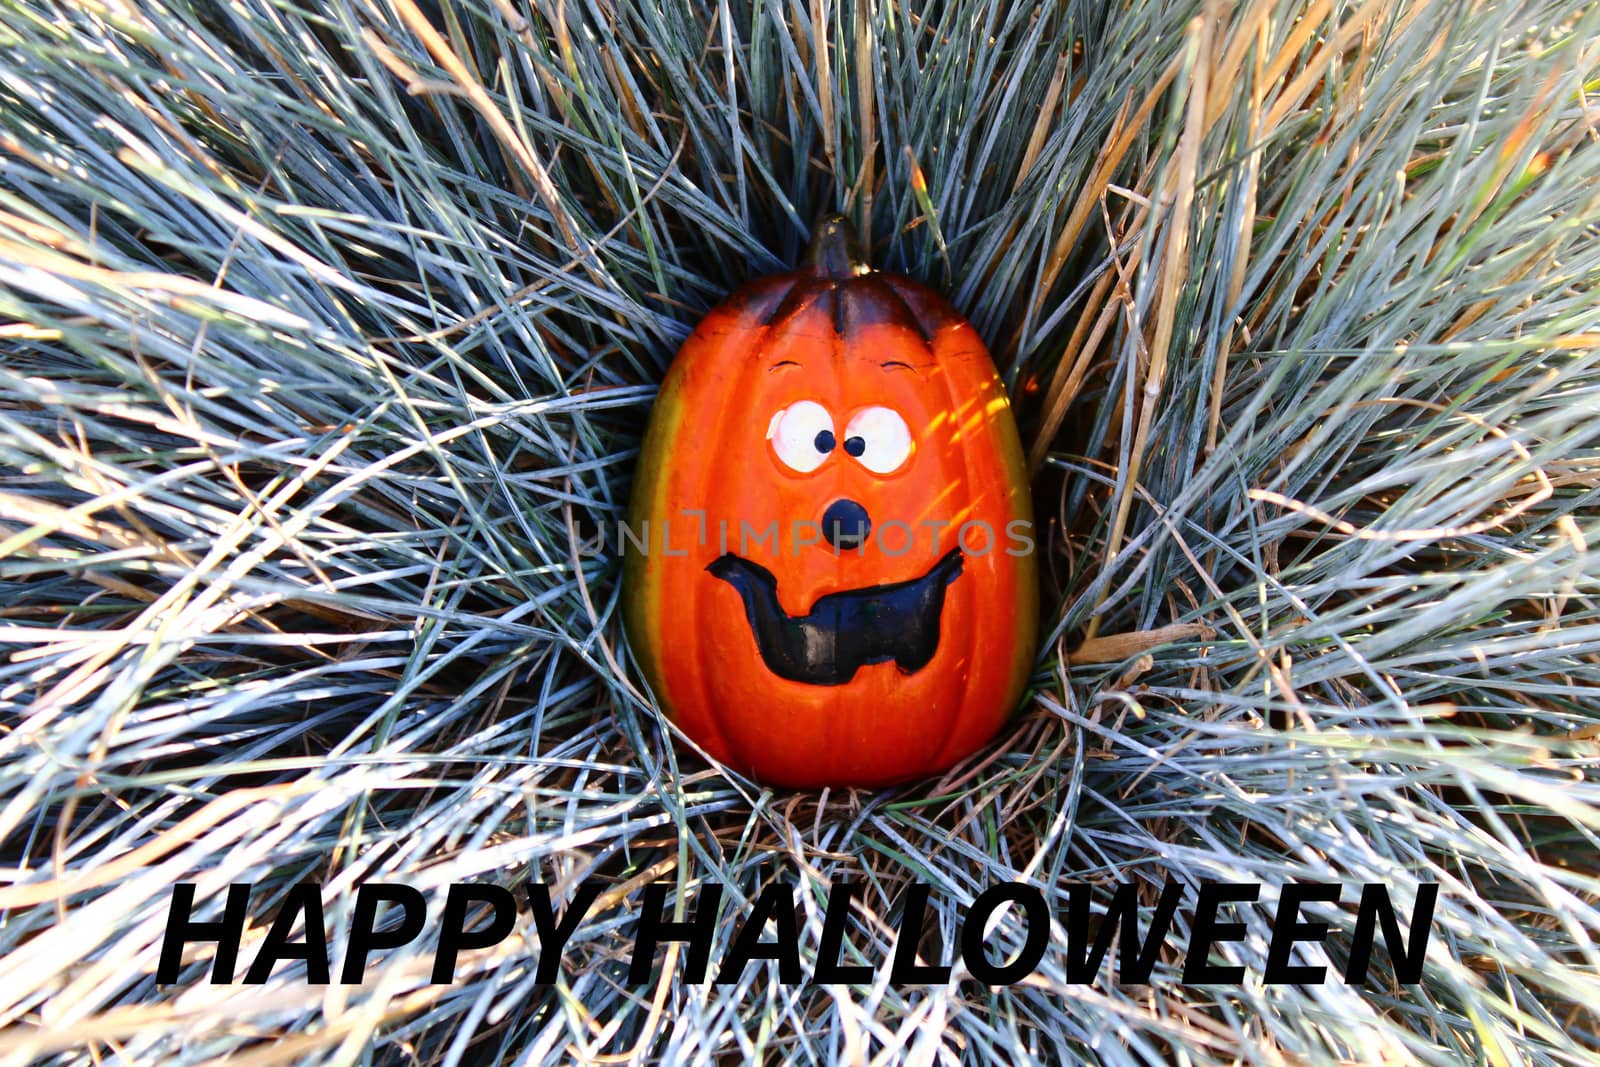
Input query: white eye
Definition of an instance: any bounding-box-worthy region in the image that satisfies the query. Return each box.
[843,406,912,474]
[767,400,835,473]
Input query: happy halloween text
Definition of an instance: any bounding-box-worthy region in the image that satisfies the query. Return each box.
[156,880,1436,987]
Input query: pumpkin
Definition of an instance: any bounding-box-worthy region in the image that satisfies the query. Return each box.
[622,216,1038,789]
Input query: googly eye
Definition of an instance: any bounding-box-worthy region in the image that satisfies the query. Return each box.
[767,400,835,473]
[843,406,912,474]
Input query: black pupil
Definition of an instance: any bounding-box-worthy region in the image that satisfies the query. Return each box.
[843,436,866,457]
[814,429,836,453]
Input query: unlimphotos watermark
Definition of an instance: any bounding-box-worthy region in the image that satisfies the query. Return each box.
[612,512,1035,558]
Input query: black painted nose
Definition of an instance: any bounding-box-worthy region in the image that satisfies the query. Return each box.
[822,499,871,550]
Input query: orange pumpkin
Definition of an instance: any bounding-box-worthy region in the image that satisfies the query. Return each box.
[623,216,1038,788]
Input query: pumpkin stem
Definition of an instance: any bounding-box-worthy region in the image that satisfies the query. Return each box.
[804,214,871,279]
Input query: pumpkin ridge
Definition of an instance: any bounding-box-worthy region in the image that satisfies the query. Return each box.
[840,276,933,343]
[870,275,939,344]
[760,275,830,332]
[722,275,797,323]
[877,274,961,344]
[687,301,794,773]
[925,323,989,772]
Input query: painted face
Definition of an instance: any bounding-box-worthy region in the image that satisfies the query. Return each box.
[623,218,1038,789]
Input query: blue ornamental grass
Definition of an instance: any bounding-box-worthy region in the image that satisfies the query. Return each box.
[1,0,1599,1062]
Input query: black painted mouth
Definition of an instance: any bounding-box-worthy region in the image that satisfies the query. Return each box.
[706,547,963,686]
